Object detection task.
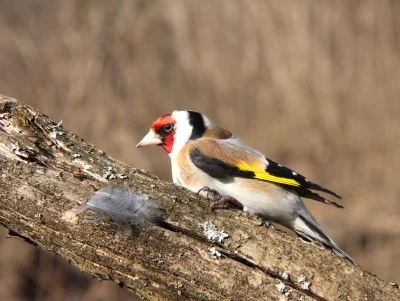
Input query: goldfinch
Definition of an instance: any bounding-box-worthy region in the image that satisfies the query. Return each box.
[137,110,356,265]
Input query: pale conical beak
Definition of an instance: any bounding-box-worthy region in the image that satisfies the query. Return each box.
[136,130,163,148]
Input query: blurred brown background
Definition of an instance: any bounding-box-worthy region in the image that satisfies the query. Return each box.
[1,0,399,300]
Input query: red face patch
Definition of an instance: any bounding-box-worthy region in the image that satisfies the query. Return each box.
[162,133,175,154]
[152,114,176,154]
[152,114,174,131]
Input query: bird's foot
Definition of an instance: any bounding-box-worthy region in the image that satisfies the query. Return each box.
[197,186,244,213]
[197,186,221,199]
[210,195,244,213]
[261,220,272,227]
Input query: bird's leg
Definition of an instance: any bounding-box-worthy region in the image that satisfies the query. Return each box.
[210,195,244,213]
[197,186,244,213]
[197,186,221,199]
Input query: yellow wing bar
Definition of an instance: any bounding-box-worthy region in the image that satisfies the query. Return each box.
[236,161,301,187]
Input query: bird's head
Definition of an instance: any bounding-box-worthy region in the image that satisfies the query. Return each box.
[136,111,209,156]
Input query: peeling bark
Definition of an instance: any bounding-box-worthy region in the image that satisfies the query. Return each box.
[0,95,398,301]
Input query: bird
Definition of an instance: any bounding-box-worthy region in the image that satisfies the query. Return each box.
[136,110,356,265]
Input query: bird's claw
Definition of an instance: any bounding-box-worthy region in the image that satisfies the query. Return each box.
[198,186,244,213]
[197,186,221,199]
[210,196,244,213]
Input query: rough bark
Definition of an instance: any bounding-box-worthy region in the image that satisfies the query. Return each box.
[0,95,398,301]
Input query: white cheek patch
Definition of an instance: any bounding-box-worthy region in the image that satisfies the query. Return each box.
[170,111,193,158]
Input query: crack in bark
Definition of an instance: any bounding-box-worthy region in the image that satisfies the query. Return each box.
[159,220,326,300]
[220,250,328,301]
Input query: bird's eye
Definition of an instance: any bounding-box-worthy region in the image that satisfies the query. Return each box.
[164,123,173,132]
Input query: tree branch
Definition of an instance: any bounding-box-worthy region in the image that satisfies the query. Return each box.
[0,95,398,300]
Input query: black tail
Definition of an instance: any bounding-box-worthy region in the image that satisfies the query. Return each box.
[295,188,344,209]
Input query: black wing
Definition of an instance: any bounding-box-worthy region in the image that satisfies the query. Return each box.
[190,148,343,208]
